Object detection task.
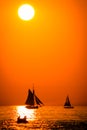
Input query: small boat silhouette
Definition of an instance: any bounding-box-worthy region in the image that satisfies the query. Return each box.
[64,96,74,108]
[17,116,28,123]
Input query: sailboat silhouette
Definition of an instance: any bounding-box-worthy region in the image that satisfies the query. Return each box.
[25,88,44,109]
[64,96,74,108]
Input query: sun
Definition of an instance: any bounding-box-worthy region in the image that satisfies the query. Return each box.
[18,4,35,21]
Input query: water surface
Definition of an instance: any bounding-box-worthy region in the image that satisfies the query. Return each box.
[0,106,87,130]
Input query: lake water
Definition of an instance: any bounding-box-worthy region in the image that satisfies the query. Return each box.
[0,106,87,130]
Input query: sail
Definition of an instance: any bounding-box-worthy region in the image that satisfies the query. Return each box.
[25,89,34,105]
[25,88,44,108]
[64,96,71,106]
[35,95,43,105]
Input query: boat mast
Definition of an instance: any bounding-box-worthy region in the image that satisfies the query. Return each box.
[32,84,36,106]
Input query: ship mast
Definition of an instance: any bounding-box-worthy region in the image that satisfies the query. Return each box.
[32,84,36,106]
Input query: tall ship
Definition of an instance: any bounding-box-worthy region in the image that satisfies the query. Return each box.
[25,88,44,109]
[64,95,74,108]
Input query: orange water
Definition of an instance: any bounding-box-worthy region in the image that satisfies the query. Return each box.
[0,106,87,129]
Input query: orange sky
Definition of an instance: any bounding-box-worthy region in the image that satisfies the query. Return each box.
[0,0,87,105]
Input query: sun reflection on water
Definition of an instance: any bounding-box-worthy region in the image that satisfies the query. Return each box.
[16,106,36,121]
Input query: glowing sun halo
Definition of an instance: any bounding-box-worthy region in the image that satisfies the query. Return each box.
[18,4,35,21]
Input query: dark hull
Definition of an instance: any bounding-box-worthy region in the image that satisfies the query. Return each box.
[17,117,28,123]
[64,106,74,109]
[25,105,38,109]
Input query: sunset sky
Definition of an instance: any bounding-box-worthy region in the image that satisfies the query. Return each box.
[0,0,87,106]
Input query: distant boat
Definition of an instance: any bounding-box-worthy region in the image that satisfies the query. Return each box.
[64,96,74,108]
[25,88,44,109]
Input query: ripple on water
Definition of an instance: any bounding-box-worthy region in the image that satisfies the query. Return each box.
[0,106,87,130]
[0,119,87,130]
